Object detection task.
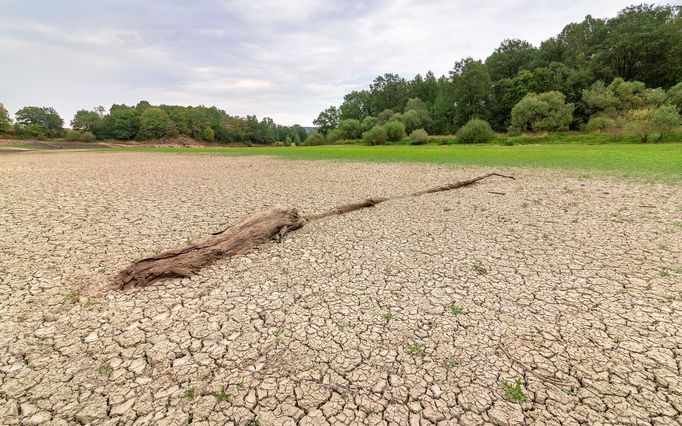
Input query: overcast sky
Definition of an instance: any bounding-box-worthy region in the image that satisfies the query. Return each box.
[0,0,660,126]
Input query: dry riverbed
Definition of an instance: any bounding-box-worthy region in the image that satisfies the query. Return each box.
[0,152,681,425]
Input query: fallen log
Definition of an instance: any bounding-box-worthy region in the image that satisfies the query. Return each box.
[115,172,514,288]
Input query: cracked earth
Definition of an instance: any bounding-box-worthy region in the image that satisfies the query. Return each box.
[1,152,681,425]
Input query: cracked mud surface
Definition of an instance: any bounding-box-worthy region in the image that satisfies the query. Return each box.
[1,152,681,425]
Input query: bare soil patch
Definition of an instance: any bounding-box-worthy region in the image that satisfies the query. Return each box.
[1,152,680,425]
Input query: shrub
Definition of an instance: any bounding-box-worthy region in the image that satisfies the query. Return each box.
[361,116,378,132]
[377,109,394,124]
[650,104,681,141]
[584,116,616,133]
[305,130,325,146]
[456,118,495,144]
[338,119,362,139]
[326,128,345,144]
[384,120,406,142]
[64,129,81,141]
[79,131,96,142]
[667,82,682,113]
[510,91,574,132]
[362,125,388,145]
[409,129,429,145]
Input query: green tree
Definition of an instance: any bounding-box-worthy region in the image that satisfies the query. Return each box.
[137,107,172,140]
[313,106,339,136]
[0,103,11,132]
[14,106,64,137]
[485,39,539,81]
[71,110,102,132]
[450,58,492,128]
[583,78,666,117]
[510,91,574,132]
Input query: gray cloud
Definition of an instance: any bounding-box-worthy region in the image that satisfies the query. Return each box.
[0,0,659,125]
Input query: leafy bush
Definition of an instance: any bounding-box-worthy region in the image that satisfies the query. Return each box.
[510,91,574,132]
[0,103,11,132]
[377,109,394,124]
[362,125,388,145]
[338,119,362,139]
[64,129,81,141]
[409,129,429,145]
[79,131,96,142]
[305,130,325,146]
[326,128,345,143]
[361,116,378,132]
[456,118,495,144]
[650,104,681,141]
[384,120,406,142]
[667,82,682,113]
[584,116,616,133]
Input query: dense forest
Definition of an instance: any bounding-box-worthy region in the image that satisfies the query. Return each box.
[313,4,682,144]
[0,102,308,144]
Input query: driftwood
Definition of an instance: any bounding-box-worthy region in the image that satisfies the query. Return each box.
[115,172,514,288]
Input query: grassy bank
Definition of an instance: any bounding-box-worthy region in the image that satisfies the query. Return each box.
[116,143,682,181]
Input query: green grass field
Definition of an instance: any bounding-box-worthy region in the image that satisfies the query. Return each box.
[117,143,682,181]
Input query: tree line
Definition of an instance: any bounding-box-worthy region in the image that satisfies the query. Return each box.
[312,4,682,143]
[0,101,308,144]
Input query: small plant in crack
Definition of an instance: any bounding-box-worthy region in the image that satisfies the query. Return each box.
[562,186,574,194]
[360,406,376,416]
[272,328,284,337]
[280,267,289,276]
[404,341,424,356]
[17,315,27,323]
[660,269,670,277]
[382,312,393,322]
[183,387,195,399]
[443,360,457,371]
[185,238,193,245]
[96,362,112,376]
[443,207,451,212]
[449,304,464,315]
[214,386,232,404]
[501,378,527,403]
[383,266,392,275]
[521,202,529,208]
[63,290,80,303]
[473,262,487,275]
[97,267,107,273]
[27,363,36,370]
[532,199,542,206]
[247,418,261,426]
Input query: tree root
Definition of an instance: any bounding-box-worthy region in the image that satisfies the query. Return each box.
[114,172,514,288]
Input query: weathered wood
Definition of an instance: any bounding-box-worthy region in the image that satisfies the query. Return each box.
[115,205,305,288]
[115,172,515,288]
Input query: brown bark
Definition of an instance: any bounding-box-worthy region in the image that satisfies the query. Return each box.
[114,172,514,288]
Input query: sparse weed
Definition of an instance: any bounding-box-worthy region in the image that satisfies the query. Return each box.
[501,378,527,403]
[64,290,80,302]
[97,362,112,376]
[443,360,457,371]
[183,387,195,399]
[214,386,232,404]
[473,262,487,275]
[17,315,27,323]
[404,341,424,356]
[272,328,283,337]
[382,312,393,322]
[281,267,289,276]
[450,304,464,315]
